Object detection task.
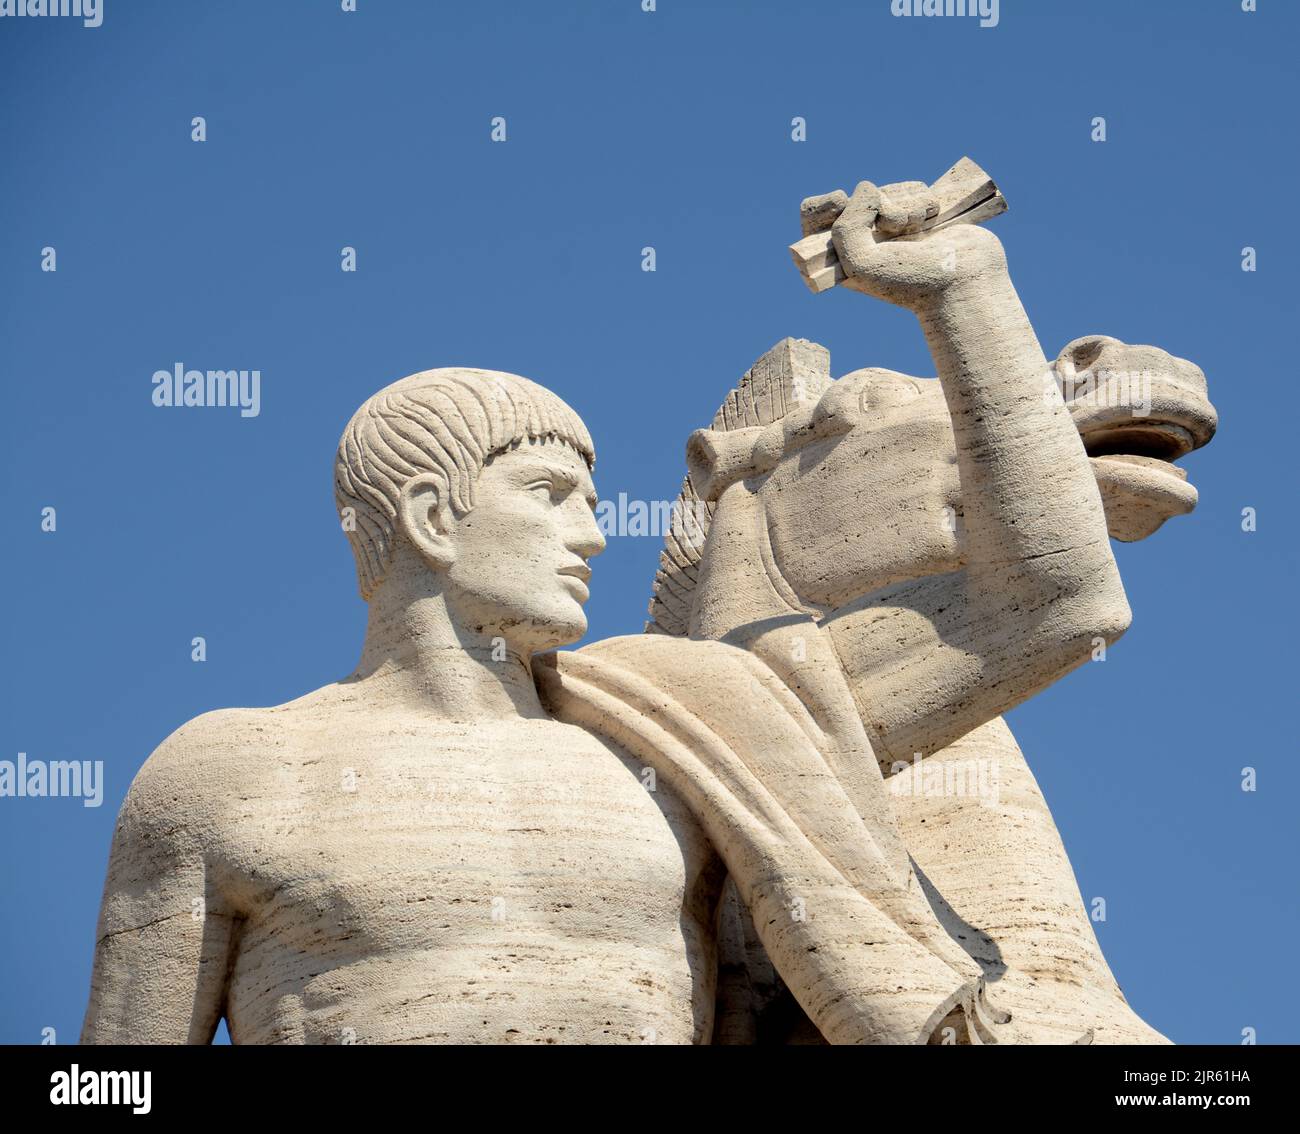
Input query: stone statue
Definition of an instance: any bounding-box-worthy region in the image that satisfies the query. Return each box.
[81,163,1212,1045]
[646,331,1213,1044]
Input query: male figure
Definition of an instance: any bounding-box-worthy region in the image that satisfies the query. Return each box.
[83,182,1134,1043]
[83,372,728,1044]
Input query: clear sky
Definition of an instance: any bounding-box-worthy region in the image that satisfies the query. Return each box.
[2,0,1295,1046]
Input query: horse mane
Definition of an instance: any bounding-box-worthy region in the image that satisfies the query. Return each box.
[644,337,833,636]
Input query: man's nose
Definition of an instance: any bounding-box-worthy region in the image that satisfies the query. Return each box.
[568,499,606,560]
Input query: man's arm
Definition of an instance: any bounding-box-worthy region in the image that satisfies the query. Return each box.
[823,182,1130,766]
[82,728,238,1044]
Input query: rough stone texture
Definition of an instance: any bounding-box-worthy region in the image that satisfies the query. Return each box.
[791,157,1006,292]
[82,169,1212,1045]
[893,718,1169,1045]
[642,178,1214,1042]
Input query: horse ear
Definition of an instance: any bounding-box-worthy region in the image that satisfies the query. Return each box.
[686,426,766,502]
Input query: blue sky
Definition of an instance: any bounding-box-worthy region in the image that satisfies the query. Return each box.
[2,0,1295,1045]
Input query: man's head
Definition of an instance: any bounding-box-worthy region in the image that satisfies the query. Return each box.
[335,368,603,653]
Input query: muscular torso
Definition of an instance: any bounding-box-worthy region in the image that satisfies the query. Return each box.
[209,695,724,1044]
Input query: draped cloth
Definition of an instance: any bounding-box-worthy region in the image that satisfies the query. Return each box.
[534,633,1008,1045]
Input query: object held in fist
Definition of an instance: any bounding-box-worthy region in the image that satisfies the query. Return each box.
[790,156,1007,293]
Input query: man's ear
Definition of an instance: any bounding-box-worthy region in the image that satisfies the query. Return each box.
[397,473,457,571]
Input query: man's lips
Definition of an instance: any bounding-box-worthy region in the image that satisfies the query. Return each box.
[558,564,592,599]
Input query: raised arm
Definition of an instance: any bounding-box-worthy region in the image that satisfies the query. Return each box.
[822,181,1130,765]
[82,734,236,1044]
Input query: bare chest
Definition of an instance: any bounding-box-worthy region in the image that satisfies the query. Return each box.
[220,720,722,1043]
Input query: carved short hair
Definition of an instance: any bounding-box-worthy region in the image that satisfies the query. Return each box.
[335,367,595,599]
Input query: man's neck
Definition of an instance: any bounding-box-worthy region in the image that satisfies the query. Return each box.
[351,579,547,723]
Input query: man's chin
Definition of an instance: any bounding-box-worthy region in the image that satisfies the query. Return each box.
[516,605,589,655]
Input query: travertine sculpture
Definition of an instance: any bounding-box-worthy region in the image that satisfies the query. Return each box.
[645,335,1214,1044]
[82,162,1213,1045]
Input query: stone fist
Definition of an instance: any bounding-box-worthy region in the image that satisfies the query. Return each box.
[831,179,1007,310]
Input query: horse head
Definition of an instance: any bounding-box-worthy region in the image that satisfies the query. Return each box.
[647,336,1215,640]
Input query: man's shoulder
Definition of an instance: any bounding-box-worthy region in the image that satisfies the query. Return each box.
[123,690,339,827]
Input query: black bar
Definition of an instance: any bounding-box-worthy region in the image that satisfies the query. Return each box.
[1,1043,1289,1120]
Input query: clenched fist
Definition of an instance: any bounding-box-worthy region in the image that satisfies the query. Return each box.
[831,179,1007,310]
